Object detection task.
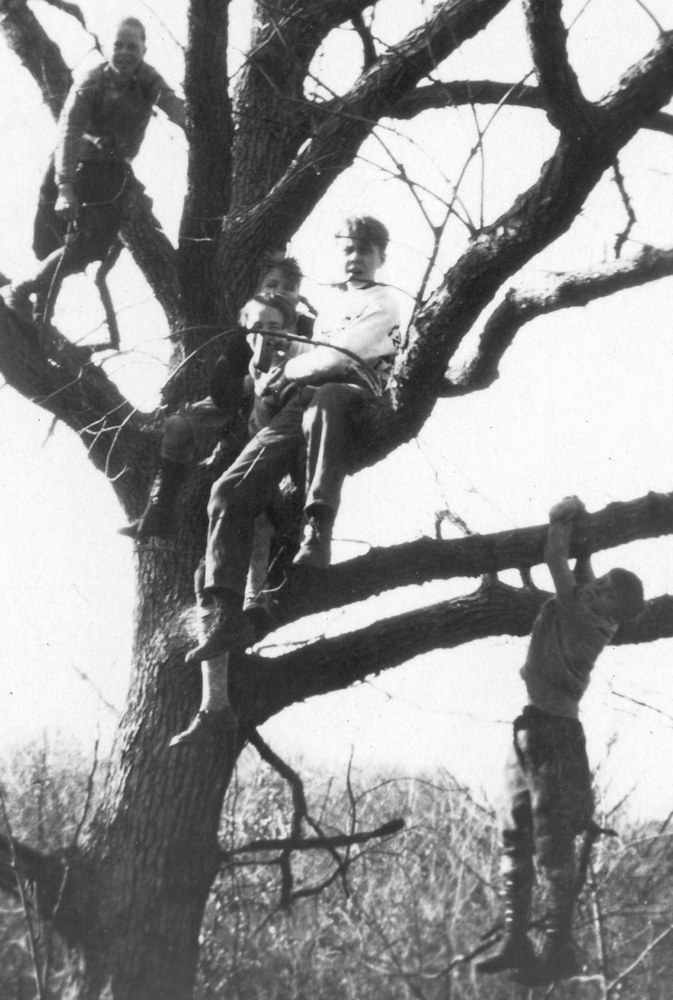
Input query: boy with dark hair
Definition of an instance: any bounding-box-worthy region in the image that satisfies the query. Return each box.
[119,260,305,541]
[7,17,185,326]
[183,214,401,664]
[477,496,645,986]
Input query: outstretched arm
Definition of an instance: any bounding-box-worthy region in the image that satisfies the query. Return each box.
[544,496,587,606]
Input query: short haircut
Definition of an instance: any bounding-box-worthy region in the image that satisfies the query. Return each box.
[336,215,389,252]
[244,292,296,328]
[117,17,146,42]
[607,568,645,621]
[259,253,303,286]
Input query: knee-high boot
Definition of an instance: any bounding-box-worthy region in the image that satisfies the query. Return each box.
[513,869,579,986]
[476,868,535,975]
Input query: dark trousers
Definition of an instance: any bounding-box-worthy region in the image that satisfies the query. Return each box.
[500,706,594,880]
[33,158,131,266]
[204,383,367,595]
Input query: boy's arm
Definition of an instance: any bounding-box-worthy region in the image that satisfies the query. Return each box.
[573,548,595,586]
[544,496,586,606]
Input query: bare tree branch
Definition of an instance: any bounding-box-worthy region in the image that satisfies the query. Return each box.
[523,0,591,135]
[243,580,673,727]
[445,244,673,396]
[0,0,71,118]
[218,0,511,272]
[222,818,404,858]
[0,300,156,507]
[391,79,673,137]
[351,10,377,68]
[273,490,673,624]
[376,31,673,460]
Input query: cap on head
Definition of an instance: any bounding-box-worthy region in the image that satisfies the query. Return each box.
[606,568,645,622]
[336,215,389,252]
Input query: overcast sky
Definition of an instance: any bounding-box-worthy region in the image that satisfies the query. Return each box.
[1,0,673,819]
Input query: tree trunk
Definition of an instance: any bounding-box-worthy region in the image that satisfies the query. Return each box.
[57,546,242,1000]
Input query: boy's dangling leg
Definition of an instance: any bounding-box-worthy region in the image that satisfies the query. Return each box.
[170,598,238,747]
[476,861,535,975]
[513,865,579,986]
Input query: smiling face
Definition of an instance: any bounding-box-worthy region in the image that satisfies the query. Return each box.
[110,24,146,80]
[340,238,385,285]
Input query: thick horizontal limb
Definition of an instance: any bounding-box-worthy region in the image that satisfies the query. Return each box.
[243,581,673,726]
[276,491,673,623]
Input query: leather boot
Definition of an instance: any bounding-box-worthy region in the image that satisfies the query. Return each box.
[513,871,579,986]
[293,505,335,568]
[119,459,187,540]
[185,591,254,664]
[476,869,535,975]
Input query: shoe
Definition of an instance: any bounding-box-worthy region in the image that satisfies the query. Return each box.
[243,603,276,641]
[293,508,334,568]
[169,707,238,748]
[476,871,535,976]
[185,599,254,664]
[512,938,579,986]
[476,934,536,975]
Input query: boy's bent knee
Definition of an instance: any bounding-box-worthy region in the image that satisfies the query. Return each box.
[161,414,194,463]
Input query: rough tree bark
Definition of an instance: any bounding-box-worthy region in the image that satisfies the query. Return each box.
[1,1,673,997]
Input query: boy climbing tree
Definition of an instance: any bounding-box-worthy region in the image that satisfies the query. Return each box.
[6,16,185,333]
[477,495,645,986]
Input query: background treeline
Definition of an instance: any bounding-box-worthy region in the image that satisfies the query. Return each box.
[1,740,672,1000]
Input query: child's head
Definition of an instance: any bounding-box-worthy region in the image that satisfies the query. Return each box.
[110,18,147,79]
[240,292,296,334]
[335,215,389,283]
[587,568,645,624]
[257,254,303,302]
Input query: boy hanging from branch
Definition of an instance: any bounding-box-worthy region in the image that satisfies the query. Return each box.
[477,496,645,986]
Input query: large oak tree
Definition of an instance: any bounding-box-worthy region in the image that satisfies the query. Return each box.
[1,0,673,997]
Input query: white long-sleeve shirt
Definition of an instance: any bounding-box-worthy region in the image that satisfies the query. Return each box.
[284,281,401,393]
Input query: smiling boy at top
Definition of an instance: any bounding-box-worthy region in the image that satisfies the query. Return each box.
[7,16,185,326]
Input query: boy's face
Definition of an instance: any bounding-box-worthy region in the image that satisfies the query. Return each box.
[584,573,636,624]
[341,238,385,284]
[244,302,286,343]
[259,267,300,302]
[110,26,146,80]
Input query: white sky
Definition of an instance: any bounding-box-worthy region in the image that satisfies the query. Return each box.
[1,0,673,819]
